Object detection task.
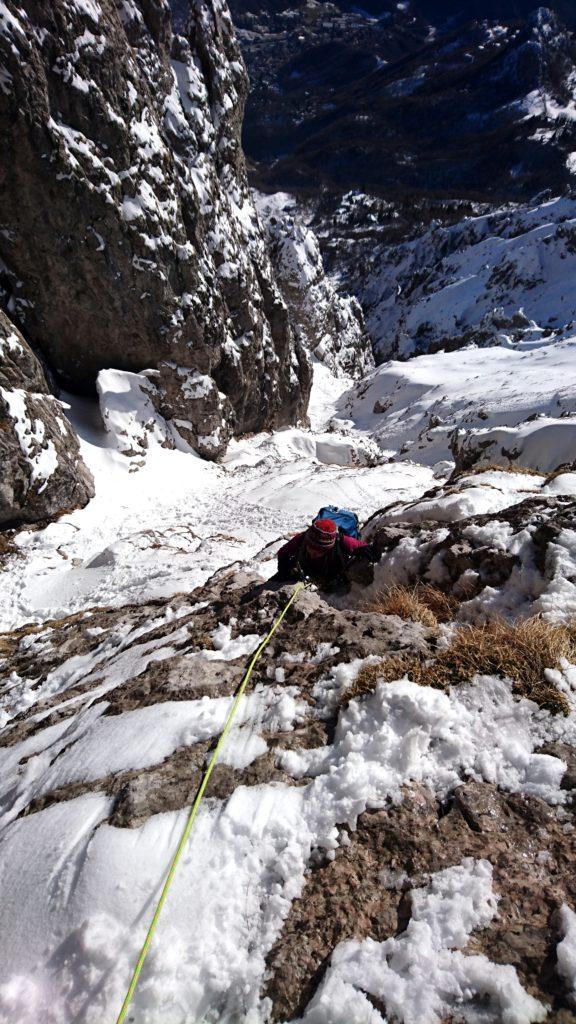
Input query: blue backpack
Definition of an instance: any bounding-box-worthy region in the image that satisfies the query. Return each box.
[313,506,360,540]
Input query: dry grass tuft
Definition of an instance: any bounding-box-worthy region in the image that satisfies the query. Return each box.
[343,617,575,716]
[452,463,543,480]
[412,584,460,623]
[345,655,423,704]
[423,618,573,714]
[365,584,458,627]
[0,636,17,660]
[0,532,19,568]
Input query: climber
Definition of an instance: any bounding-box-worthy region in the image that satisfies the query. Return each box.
[276,517,377,590]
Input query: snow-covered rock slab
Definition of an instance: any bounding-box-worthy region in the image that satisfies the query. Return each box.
[0,311,94,527]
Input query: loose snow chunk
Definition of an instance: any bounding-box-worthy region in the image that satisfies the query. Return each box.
[121,194,146,222]
[129,109,165,161]
[66,0,102,23]
[177,368,213,400]
[0,330,23,356]
[281,676,574,806]
[170,57,207,114]
[199,621,261,661]
[557,905,576,1005]
[295,860,547,1024]
[96,368,173,455]
[0,2,26,38]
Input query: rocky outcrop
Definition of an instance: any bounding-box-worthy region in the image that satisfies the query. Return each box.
[365,480,576,620]
[0,311,94,526]
[266,780,576,1022]
[255,193,373,379]
[0,560,575,1019]
[0,0,311,460]
[450,417,576,476]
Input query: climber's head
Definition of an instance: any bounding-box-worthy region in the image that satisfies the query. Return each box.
[305,518,338,554]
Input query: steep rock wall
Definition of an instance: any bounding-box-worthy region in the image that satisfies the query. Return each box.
[0,0,311,458]
[0,311,94,526]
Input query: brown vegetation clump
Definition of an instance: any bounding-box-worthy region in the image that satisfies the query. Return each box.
[0,532,19,569]
[451,463,543,481]
[343,617,575,716]
[365,584,458,627]
[345,655,424,704]
[413,584,460,623]
[427,618,574,714]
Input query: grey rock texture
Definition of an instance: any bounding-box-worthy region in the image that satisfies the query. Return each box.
[265,781,576,1022]
[0,0,311,459]
[0,568,436,805]
[367,490,576,605]
[0,311,94,526]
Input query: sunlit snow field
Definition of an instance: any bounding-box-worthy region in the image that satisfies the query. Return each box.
[0,364,434,631]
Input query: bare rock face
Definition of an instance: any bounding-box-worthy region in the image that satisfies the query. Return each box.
[0,311,94,526]
[0,0,311,459]
[265,782,576,1022]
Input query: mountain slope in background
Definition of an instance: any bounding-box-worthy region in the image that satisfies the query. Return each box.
[234,1,576,201]
[320,193,576,358]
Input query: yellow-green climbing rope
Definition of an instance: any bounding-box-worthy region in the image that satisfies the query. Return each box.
[115,580,308,1024]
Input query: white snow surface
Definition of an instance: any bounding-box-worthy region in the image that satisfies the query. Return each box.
[295,860,547,1024]
[0,365,434,631]
[338,334,576,470]
[1,356,576,1022]
[0,669,571,1023]
[557,905,576,1006]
